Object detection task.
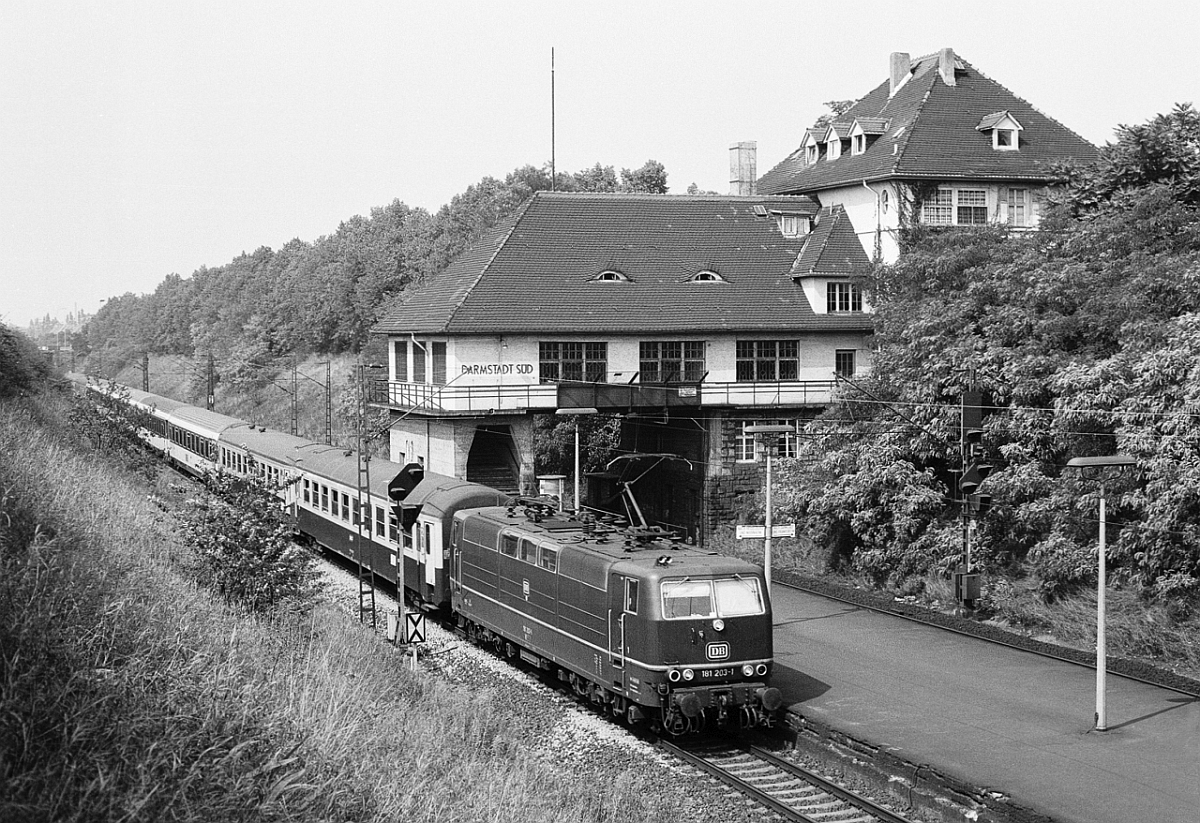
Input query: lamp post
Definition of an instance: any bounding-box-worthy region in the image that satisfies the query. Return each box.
[1065,454,1135,732]
[746,424,794,595]
[555,408,598,514]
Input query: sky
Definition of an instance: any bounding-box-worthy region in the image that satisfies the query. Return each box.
[2,0,1197,329]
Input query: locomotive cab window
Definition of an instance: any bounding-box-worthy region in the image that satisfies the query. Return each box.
[715,577,765,616]
[661,578,766,619]
[500,532,519,557]
[625,578,639,614]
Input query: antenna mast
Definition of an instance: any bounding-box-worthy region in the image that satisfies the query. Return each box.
[551,47,556,191]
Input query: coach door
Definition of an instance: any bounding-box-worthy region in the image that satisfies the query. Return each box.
[416,521,433,601]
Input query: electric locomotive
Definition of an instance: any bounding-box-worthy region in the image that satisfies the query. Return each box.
[447,497,783,733]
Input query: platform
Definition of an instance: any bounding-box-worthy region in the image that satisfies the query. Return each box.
[769,584,1200,823]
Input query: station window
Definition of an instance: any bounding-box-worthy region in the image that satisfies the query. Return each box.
[836,350,857,378]
[539,342,608,383]
[388,510,398,542]
[736,340,798,382]
[375,506,385,537]
[827,282,862,313]
[639,341,705,383]
[539,546,558,572]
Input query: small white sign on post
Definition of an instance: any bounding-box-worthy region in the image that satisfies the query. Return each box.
[404,611,426,644]
[736,524,795,539]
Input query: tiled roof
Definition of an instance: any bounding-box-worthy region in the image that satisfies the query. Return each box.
[758,50,1098,195]
[373,192,872,336]
[791,206,872,277]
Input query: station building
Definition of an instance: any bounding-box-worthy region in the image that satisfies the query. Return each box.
[370,191,873,541]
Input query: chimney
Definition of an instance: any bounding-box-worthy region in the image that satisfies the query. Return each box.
[889,52,910,96]
[938,47,957,87]
[729,141,757,196]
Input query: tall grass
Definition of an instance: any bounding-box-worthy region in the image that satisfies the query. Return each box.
[0,395,683,822]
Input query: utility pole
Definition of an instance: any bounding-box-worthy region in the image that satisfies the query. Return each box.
[290,360,299,437]
[206,353,216,411]
[141,352,150,392]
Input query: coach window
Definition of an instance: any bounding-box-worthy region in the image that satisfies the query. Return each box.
[519,538,537,563]
[341,492,351,521]
[388,510,399,543]
[625,578,639,614]
[303,479,311,504]
[424,524,432,554]
[500,533,519,557]
[539,545,558,572]
[321,486,330,513]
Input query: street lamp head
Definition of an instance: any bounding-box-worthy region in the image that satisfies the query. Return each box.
[555,407,599,416]
[1066,454,1136,481]
[745,424,794,435]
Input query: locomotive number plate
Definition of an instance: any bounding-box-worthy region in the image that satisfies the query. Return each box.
[706,642,730,660]
[699,667,734,679]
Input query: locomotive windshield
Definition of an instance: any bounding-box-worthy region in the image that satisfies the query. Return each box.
[660,577,764,619]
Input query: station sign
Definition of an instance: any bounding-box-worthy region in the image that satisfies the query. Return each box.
[736,524,796,539]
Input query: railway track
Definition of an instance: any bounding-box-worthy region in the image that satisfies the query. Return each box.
[659,739,914,823]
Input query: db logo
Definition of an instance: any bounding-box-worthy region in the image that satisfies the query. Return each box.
[706,642,730,660]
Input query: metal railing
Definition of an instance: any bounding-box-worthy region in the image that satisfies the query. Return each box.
[370,377,840,414]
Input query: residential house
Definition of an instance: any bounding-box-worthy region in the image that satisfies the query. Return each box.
[756,48,1099,263]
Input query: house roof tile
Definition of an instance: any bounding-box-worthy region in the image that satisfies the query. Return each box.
[758,50,1098,195]
[373,192,872,337]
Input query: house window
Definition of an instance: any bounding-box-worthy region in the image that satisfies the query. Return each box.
[806,144,818,164]
[1006,188,1029,227]
[995,128,1018,150]
[735,419,798,462]
[922,188,989,226]
[827,139,841,160]
[394,339,408,382]
[956,189,988,224]
[852,134,866,155]
[640,341,705,383]
[779,215,804,237]
[736,340,799,382]
[431,341,446,385]
[539,342,608,383]
[827,282,863,313]
[413,341,426,383]
[835,350,857,378]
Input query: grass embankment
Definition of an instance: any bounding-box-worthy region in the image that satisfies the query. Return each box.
[0,394,672,823]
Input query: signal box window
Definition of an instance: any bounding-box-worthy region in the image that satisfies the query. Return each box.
[394,339,408,382]
[375,506,385,537]
[835,350,856,378]
[431,342,446,385]
[539,342,608,383]
[640,341,705,383]
[736,340,798,382]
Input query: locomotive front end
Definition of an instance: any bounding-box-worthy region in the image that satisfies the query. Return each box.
[626,566,782,734]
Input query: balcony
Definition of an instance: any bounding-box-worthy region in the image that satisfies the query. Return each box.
[370,378,839,416]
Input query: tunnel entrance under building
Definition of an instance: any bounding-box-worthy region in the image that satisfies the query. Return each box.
[466,425,520,495]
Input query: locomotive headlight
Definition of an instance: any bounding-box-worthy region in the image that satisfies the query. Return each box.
[667,668,681,683]
[742,664,755,678]
[682,668,695,682]
[712,618,725,632]
[756,663,768,676]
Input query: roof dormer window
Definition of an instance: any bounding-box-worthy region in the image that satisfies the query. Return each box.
[806,144,818,164]
[776,213,809,238]
[827,138,842,160]
[689,270,726,283]
[977,111,1023,152]
[852,134,865,155]
[591,269,630,282]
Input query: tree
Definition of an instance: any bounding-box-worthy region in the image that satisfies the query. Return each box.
[619,160,668,194]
